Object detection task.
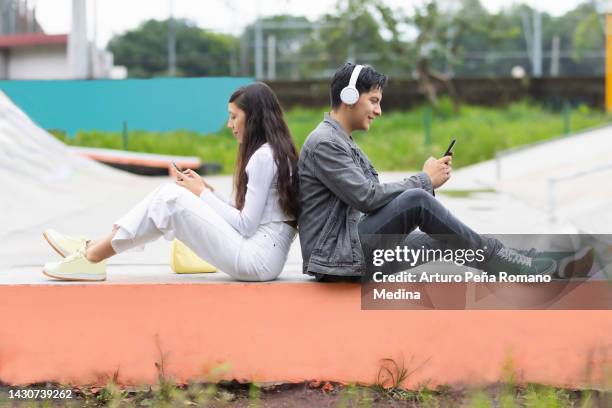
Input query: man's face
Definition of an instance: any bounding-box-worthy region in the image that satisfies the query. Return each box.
[350,87,382,131]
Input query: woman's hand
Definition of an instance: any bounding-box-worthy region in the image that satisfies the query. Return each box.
[174,169,213,196]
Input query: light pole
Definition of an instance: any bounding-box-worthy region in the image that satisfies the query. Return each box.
[254,0,263,79]
[606,5,612,111]
[168,0,176,76]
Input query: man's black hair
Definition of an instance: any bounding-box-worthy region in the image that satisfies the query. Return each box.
[330,62,387,109]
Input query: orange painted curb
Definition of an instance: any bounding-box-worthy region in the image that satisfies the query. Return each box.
[0,283,610,389]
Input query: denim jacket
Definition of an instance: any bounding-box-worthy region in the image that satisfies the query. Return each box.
[297,113,434,277]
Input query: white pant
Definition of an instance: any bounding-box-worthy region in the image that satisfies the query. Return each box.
[110,183,297,281]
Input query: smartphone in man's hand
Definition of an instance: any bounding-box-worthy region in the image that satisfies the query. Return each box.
[443,139,456,157]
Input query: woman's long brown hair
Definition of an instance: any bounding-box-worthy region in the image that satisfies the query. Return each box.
[229,82,299,219]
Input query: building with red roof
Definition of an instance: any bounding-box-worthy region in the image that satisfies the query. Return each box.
[0,0,124,80]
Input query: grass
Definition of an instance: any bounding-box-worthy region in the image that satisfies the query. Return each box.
[50,98,612,175]
[0,354,608,406]
[1,380,607,407]
[436,188,496,198]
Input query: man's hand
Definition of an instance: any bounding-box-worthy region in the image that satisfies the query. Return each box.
[422,155,452,189]
[174,169,212,197]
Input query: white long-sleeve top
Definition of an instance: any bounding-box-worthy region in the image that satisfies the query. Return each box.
[199,143,295,237]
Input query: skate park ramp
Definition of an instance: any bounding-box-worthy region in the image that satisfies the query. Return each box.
[0,90,147,235]
[450,124,612,234]
[0,90,167,270]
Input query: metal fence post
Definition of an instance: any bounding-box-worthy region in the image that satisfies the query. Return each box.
[563,100,571,135]
[548,177,556,222]
[122,120,129,150]
[423,105,431,146]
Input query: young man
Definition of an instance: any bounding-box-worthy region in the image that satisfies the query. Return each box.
[297,63,560,281]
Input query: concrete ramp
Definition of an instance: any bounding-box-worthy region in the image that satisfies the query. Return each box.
[451,125,612,233]
[0,91,171,273]
[0,91,142,237]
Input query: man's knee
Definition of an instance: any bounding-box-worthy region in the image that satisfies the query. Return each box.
[395,188,433,209]
[359,189,434,235]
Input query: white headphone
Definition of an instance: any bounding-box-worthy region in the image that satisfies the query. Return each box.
[340,64,364,105]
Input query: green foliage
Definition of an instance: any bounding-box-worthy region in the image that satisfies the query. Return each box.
[337,384,375,407]
[470,390,494,408]
[523,384,573,408]
[268,0,604,78]
[248,383,261,406]
[107,19,237,78]
[298,0,397,76]
[573,11,605,61]
[95,380,128,407]
[51,99,612,175]
[417,385,441,408]
[239,14,313,78]
[103,1,605,79]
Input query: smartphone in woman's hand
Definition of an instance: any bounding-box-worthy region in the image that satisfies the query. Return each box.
[171,161,190,180]
[171,161,183,174]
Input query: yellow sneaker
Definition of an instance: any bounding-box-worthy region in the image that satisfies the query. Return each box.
[43,229,88,258]
[42,242,106,281]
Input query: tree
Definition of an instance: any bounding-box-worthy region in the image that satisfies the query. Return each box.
[570,2,605,62]
[379,0,482,111]
[297,0,399,78]
[239,15,312,79]
[107,19,237,78]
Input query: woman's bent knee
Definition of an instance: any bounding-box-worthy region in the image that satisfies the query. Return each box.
[158,183,185,198]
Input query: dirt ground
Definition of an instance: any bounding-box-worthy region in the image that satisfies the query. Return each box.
[1,381,609,407]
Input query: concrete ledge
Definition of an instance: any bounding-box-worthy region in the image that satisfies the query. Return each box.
[0,282,610,389]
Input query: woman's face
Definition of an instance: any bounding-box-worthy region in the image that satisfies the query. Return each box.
[227,102,246,143]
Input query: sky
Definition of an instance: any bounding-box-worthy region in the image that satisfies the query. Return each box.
[30,0,596,48]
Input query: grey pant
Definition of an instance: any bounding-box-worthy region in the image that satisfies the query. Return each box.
[358,189,502,276]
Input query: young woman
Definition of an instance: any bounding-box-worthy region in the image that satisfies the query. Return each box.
[42,82,299,282]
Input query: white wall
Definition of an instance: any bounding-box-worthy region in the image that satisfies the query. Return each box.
[8,44,71,79]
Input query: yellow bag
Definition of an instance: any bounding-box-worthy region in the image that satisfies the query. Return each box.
[170,239,217,274]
